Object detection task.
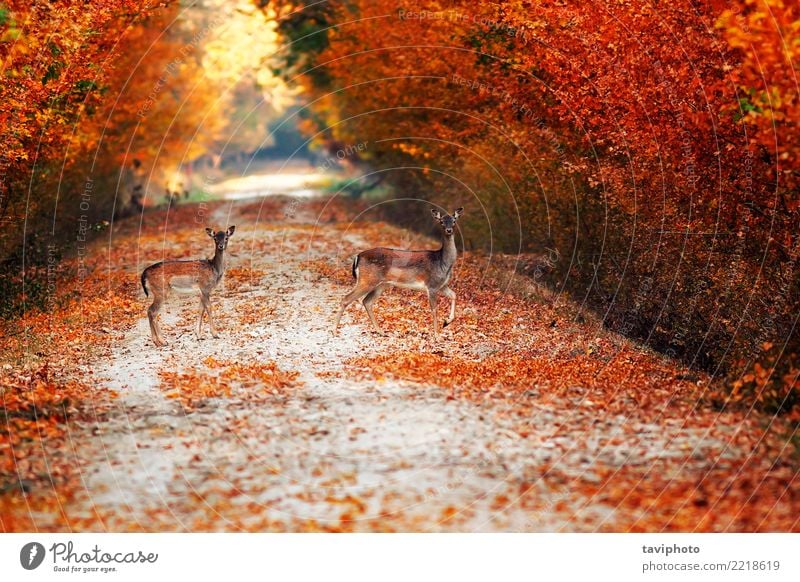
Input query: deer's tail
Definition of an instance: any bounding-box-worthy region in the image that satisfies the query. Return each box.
[351,254,360,281]
[141,268,149,297]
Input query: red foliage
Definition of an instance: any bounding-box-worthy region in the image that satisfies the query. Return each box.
[271,0,800,415]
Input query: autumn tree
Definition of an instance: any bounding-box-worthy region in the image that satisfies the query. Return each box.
[0,0,292,271]
[0,0,163,262]
[267,0,800,413]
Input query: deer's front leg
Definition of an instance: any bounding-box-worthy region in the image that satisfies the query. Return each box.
[428,290,439,339]
[441,286,456,328]
[196,296,205,339]
[200,292,219,338]
[362,284,386,335]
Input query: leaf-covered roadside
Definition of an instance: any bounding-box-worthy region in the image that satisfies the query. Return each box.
[0,253,137,528]
[0,250,142,502]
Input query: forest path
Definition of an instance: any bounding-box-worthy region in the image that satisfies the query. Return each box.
[24,184,784,532]
[68,194,561,531]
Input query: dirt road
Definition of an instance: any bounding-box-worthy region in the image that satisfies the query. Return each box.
[16,183,796,532]
[71,196,569,531]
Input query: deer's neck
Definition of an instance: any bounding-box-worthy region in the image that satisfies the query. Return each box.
[438,234,457,268]
[211,247,225,276]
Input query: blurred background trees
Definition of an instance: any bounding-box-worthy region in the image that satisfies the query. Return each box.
[0,0,294,266]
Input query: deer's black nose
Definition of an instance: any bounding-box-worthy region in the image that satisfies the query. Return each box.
[446,228,453,235]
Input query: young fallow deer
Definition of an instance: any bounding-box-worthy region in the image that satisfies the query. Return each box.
[140,226,235,346]
[334,207,463,339]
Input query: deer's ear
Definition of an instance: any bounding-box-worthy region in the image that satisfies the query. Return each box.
[453,207,464,220]
[431,209,443,221]
[226,225,236,237]
[205,228,215,238]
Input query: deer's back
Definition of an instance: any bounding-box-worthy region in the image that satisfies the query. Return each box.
[358,247,439,287]
[143,259,217,293]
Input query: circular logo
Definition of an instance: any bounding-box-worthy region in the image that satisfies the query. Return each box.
[20,542,46,570]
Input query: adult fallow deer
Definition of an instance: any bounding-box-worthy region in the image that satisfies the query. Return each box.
[140,226,235,346]
[334,207,463,339]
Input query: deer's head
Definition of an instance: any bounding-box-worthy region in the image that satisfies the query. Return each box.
[206,225,236,251]
[431,207,463,237]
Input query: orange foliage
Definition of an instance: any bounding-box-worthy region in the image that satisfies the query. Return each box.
[719,1,800,199]
[160,356,301,412]
[0,1,165,257]
[271,0,800,415]
[0,367,90,493]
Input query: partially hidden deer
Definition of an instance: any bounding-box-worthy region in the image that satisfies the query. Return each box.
[334,207,463,339]
[140,226,235,347]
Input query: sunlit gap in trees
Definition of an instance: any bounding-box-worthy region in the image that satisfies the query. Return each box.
[130,0,295,208]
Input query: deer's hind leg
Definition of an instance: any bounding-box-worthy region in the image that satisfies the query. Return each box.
[334,281,374,334]
[147,295,167,347]
[362,283,386,335]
